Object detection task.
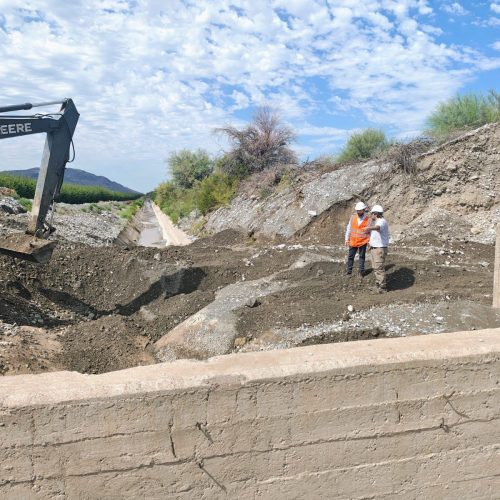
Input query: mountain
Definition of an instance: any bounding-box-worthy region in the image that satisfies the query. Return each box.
[1,167,141,195]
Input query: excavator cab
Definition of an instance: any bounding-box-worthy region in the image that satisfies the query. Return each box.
[0,99,79,263]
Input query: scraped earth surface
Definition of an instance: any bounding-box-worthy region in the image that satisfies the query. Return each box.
[0,220,498,375]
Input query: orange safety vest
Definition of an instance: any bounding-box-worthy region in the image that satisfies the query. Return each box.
[349,215,370,247]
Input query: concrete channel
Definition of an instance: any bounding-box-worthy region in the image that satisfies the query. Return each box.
[116,200,190,248]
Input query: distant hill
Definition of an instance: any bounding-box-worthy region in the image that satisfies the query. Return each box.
[0,167,141,195]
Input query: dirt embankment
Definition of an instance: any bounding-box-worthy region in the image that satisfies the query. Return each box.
[203,123,500,245]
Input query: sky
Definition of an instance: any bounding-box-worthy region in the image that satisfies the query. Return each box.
[0,0,499,193]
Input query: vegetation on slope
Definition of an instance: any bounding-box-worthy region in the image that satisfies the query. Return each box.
[155,107,295,223]
[426,90,500,138]
[336,128,389,163]
[154,89,500,226]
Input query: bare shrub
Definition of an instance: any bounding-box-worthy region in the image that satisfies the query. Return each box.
[386,138,433,175]
[215,107,297,176]
[239,164,299,198]
[303,155,346,174]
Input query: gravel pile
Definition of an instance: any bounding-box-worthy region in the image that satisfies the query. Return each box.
[0,196,26,215]
[240,299,500,353]
[52,207,127,246]
[0,198,127,246]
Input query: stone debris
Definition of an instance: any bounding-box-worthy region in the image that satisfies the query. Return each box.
[0,196,27,215]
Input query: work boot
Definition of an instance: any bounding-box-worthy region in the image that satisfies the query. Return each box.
[358,270,365,278]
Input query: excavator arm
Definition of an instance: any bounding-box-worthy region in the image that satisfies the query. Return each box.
[0,99,79,263]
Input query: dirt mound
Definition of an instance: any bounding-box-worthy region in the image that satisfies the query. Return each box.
[0,234,498,374]
[0,234,306,374]
[191,228,251,247]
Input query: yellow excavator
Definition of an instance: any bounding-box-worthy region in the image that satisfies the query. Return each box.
[0,99,79,263]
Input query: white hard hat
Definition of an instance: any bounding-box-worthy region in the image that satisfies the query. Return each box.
[355,201,367,210]
[371,204,384,213]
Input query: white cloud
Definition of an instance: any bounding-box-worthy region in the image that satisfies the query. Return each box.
[492,41,500,50]
[442,2,468,15]
[491,3,500,14]
[0,0,497,191]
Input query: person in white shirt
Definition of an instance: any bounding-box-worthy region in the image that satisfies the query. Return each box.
[364,204,390,293]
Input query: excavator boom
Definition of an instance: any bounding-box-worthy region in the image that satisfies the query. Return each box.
[0,99,79,263]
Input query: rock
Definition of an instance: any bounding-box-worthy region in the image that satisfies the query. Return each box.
[234,337,246,348]
[139,306,158,322]
[347,304,354,313]
[479,261,489,268]
[245,298,261,308]
[0,203,14,214]
[308,210,317,217]
[0,197,27,215]
[470,227,481,235]
[342,312,350,322]
[433,189,442,196]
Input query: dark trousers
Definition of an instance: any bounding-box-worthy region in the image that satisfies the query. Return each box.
[346,244,367,274]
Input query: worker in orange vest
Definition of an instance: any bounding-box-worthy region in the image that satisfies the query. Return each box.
[345,201,370,276]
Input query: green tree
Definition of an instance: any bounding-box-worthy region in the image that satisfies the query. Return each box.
[167,149,214,189]
[337,129,388,163]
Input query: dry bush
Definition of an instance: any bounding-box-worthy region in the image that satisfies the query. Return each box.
[215,107,297,176]
[303,155,347,174]
[386,138,433,175]
[240,164,299,198]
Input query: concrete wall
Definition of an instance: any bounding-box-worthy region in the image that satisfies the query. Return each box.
[1,329,499,499]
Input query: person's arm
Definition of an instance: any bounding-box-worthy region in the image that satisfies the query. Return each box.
[364,214,382,233]
[345,217,352,246]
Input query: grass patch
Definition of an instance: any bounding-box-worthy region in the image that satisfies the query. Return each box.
[155,172,238,224]
[119,198,144,220]
[17,198,32,211]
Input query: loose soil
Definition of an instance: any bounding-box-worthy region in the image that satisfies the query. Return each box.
[0,223,498,375]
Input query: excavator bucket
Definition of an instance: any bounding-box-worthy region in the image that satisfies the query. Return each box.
[0,233,57,264]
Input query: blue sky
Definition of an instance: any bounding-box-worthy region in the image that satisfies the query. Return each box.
[0,0,499,192]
